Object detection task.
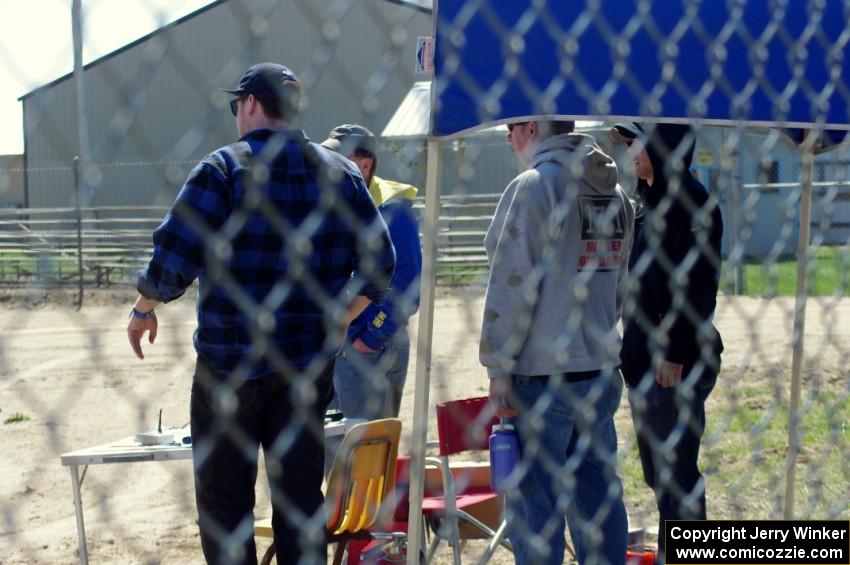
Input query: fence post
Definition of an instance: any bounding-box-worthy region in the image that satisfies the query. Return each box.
[731,139,745,294]
[72,0,90,309]
[783,133,815,520]
[73,157,84,307]
[720,127,744,296]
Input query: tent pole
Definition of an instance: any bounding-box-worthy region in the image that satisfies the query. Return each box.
[406,139,443,564]
[783,134,814,520]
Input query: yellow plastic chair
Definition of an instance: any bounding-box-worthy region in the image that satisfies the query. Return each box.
[256,418,402,565]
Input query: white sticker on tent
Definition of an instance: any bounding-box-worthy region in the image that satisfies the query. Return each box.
[416,36,433,75]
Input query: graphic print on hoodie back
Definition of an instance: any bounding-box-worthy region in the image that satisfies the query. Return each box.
[578,195,628,273]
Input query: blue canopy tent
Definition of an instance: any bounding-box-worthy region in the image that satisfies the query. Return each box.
[406,2,850,559]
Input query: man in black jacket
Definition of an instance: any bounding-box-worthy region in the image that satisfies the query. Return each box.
[614,122,723,562]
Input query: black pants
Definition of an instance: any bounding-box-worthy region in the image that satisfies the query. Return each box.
[190,356,334,565]
[628,365,717,563]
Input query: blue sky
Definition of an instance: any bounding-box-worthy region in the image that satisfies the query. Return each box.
[0,0,211,155]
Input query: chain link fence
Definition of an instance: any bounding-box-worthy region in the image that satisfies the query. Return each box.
[2,1,850,564]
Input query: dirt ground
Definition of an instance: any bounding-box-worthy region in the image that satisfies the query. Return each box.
[1,283,849,564]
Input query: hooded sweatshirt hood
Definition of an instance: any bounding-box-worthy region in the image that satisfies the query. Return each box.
[530,133,619,196]
[639,124,697,207]
[368,175,417,206]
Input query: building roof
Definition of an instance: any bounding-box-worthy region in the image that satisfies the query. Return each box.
[20,0,432,101]
[381,81,432,139]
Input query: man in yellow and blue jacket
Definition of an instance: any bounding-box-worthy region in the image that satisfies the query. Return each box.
[321,124,422,421]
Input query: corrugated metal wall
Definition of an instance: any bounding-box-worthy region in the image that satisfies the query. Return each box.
[0,155,24,208]
[21,0,431,209]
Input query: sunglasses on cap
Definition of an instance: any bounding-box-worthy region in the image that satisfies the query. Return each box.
[611,129,637,148]
[610,124,643,147]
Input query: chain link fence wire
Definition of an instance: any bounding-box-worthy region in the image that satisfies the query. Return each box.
[1,1,850,564]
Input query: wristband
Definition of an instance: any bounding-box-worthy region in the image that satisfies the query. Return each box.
[131,307,155,319]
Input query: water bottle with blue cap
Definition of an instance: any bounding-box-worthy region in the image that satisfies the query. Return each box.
[489,417,518,493]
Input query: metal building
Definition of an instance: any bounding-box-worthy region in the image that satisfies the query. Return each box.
[17,0,850,263]
[691,128,850,258]
[19,0,432,210]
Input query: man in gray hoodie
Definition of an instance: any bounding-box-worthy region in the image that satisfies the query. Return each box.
[482,120,635,565]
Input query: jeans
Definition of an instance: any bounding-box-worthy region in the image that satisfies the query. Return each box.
[330,328,410,420]
[507,372,628,565]
[324,329,410,474]
[628,365,718,563]
[190,355,334,565]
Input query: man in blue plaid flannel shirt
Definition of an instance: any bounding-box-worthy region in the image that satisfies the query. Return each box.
[127,62,395,564]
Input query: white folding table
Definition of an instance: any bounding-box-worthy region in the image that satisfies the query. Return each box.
[60,419,360,564]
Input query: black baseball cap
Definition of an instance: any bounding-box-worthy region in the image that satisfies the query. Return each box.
[220,62,300,98]
[321,124,378,156]
[611,122,644,143]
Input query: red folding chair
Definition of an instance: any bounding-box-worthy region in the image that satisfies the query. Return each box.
[420,396,513,564]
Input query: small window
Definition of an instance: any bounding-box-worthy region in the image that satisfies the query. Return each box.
[758,160,780,194]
